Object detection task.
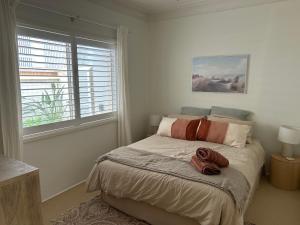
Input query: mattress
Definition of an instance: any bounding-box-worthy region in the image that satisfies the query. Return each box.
[87,135,265,225]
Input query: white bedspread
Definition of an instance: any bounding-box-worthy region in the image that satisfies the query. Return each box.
[87,135,265,225]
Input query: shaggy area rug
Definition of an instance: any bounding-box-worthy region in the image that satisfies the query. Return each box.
[51,195,255,225]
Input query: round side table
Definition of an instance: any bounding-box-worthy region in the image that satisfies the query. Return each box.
[270,154,300,190]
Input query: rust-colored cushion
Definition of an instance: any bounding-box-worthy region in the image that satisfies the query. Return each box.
[171,119,200,141]
[197,118,211,141]
[157,117,200,141]
[196,117,252,148]
[206,121,229,144]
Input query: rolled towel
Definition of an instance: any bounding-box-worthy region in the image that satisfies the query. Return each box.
[191,155,220,175]
[196,147,229,168]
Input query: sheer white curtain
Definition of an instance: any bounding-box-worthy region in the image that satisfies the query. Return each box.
[0,0,23,160]
[117,26,132,146]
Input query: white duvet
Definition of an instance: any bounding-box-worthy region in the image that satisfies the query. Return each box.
[87,135,265,225]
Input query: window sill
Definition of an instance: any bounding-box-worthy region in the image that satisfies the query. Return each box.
[23,117,117,144]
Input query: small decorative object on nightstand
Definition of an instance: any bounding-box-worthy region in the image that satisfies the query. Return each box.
[278,125,300,158]
[270,154,300,190]
[147,114,162,137]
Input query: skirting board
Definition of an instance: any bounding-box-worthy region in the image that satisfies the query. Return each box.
[42,179,86,203]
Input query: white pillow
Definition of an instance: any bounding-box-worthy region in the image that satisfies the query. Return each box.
[156,117,177,137]
[223,123,252,148]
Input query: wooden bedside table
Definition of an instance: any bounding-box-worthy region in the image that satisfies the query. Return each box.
[270,154,300,190]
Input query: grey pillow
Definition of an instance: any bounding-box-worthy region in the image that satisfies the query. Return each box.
[210,106,251,121]
[181,107,211,116]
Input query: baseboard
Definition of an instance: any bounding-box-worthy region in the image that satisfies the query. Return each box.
[42,179,86,203]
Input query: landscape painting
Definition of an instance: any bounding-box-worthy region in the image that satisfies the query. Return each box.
[192,55,249,93]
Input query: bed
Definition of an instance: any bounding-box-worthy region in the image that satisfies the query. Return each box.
[86,135,265,225]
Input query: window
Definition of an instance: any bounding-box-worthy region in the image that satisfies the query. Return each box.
[77,39,116,118]
[17,26,116,135]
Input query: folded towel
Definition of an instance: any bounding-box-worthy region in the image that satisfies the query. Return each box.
[196,147,229,168]
[191,155,221,175]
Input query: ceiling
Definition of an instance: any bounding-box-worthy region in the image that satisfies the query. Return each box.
[110,0,211,14]
[89,0,287,21]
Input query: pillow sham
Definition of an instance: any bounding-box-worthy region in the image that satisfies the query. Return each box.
[210,106,251,121]
[181,107,211,116]
[207,116,254,125]
[157,117,200,141]
[197,117,251,148]
[207,116,255,143]
[168,114,203,120]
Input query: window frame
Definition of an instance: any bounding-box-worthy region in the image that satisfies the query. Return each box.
[17,25,117,136]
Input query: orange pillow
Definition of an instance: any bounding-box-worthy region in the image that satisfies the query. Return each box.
[171,119,200,141]
[196,117,252,148]
[157,117,200,141]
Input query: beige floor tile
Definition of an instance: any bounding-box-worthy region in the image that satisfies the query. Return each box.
[245,178,300,225]
[42,177,300,225]
[42,184,99,225]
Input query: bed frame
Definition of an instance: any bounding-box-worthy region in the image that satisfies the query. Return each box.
[103,193,199,225]
[101,168,263,225]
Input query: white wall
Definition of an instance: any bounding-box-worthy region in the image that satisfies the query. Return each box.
[24,122,117,200]
[17,0,150,200]
[17,0,300,200]
[149,0,300,156]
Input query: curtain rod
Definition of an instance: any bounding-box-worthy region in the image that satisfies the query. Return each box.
[19,2,118,31]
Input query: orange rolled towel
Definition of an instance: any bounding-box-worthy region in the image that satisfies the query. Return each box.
[191,155,220,175]
[196,147,229,168]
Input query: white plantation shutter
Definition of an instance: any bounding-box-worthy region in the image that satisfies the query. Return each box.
[76,37,116,118]
[17,29,75,129]
[17,26,116,134]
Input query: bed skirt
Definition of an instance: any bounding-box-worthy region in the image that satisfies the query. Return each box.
[102,193,200,225]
